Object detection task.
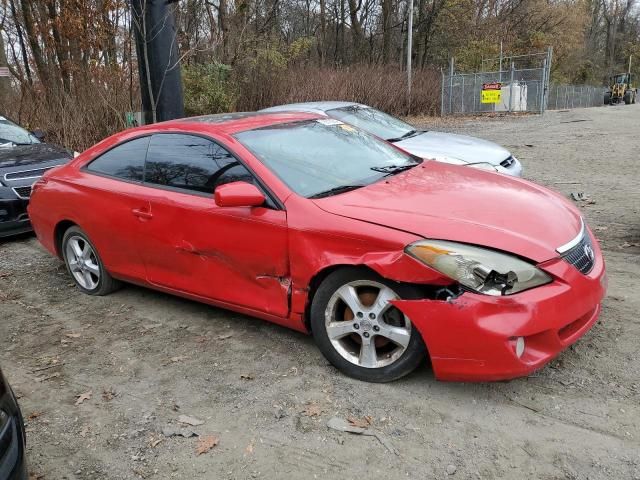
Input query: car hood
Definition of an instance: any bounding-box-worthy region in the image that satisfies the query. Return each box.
[396,131,511,166]
[0,142,72,168]
[313,162,582,263]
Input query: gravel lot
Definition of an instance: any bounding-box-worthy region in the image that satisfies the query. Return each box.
[1,105,639,480]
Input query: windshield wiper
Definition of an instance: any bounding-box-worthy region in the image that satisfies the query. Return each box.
[309,184,365,199]
[387,129,420,142]
[370,163,418,175]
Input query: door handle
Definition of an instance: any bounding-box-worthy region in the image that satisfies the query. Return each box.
[131,207,153,220]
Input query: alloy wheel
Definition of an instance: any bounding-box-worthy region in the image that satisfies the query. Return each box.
[65,235,101,290]
[324,280,412,369]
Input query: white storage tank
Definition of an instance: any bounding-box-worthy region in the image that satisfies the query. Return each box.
[495,82,528,111]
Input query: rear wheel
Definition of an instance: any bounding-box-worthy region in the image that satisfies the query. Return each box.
[62,226,120,295]
[310,268,427,382]
[624,91,632,104]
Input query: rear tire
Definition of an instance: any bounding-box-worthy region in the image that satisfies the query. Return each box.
[624,92,632,104]
[61,226,120,296]
[310,268,427,382]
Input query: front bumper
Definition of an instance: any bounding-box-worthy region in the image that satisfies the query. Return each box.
[0,191,31,238]
[0,377,27,480]
[495,156,523,177]
[392,249,606,381]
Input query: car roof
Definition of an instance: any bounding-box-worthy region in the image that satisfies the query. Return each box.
[260,101,364,114]
[131,112,323,136]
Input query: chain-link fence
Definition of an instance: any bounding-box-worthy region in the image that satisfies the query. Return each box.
[440,49,608,115]
[547,84,604,110]
[441,67,548,115]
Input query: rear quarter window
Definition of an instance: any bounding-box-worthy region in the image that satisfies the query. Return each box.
[86,136,150,182]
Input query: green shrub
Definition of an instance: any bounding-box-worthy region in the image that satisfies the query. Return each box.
[182,63,236,116]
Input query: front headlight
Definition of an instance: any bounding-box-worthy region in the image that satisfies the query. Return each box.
[406,240,552,296]
[466,162,499,172]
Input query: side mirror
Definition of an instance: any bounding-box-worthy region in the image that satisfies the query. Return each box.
[32,129,46,141]
[214,181,265,208]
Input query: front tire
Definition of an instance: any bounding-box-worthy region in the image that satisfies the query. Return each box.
[62,226,120,295]
[310,268,427,382]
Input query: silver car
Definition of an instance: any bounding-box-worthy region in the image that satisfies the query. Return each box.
[261,101,523,176]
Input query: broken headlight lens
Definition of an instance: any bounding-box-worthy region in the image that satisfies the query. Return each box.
[406,240,552,296]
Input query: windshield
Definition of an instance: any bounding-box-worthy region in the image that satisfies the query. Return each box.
[234,119,420,198]
[0,118,40,146]
[327,106,418,142]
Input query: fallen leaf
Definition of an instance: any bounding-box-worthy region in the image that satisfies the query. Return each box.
[193,335,209,344]
[240,374,254,380]
[195,435,219,455]
[244,438,255,455]
[75,391,92,406]
[177,414,204,426]
[149,435,164,448]
[302,402,323,417]
[347,416,373,428]
[216,333,233,340]
[102,387,117,401]
[27,411,45,421]
[65,333,81,338]
[170,356,187,363]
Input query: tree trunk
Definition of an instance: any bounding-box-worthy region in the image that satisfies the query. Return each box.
[381,0,392,63]
[8,0,32,85]
[318,0,327,65]
[347,0,364,60]
[0,33,10,103]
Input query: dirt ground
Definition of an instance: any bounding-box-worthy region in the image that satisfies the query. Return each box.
[1,105,639,480]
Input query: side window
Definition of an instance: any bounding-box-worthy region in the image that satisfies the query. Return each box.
[145,134,255,193]
[86,136,149,181]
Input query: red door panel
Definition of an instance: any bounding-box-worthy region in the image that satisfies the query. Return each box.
[138,186,290,317]
[72,173,149,281]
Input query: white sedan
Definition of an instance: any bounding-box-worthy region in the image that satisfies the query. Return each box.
[261,101,523,176]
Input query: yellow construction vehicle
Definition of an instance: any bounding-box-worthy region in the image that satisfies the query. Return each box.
[604,72,637,105]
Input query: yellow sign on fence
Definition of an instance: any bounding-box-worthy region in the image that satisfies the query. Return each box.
[481,82,502,104]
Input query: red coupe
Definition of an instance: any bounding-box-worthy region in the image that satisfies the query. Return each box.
[28,112,607,382]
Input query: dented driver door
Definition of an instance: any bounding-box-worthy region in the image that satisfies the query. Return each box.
[137,133,290,318]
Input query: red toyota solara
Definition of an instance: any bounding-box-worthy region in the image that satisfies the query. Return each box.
[28,112,607,383]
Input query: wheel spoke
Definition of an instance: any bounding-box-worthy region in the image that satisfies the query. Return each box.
[85,261,100,276]
[377,324,411,348]
[359,337,378,368]
[336,284,364,315]
[326,321,355,340]
[68,259,81,272]
[70,239,83,259]
[82,270,95,288]
[81,242,91,260]
[370,286,397,316]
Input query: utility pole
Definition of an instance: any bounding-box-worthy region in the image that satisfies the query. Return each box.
[407,0,413,113]
[130,0,184,124]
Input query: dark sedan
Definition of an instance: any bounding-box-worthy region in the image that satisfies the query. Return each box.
[0,116,73,237]
[0,367,27,480]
